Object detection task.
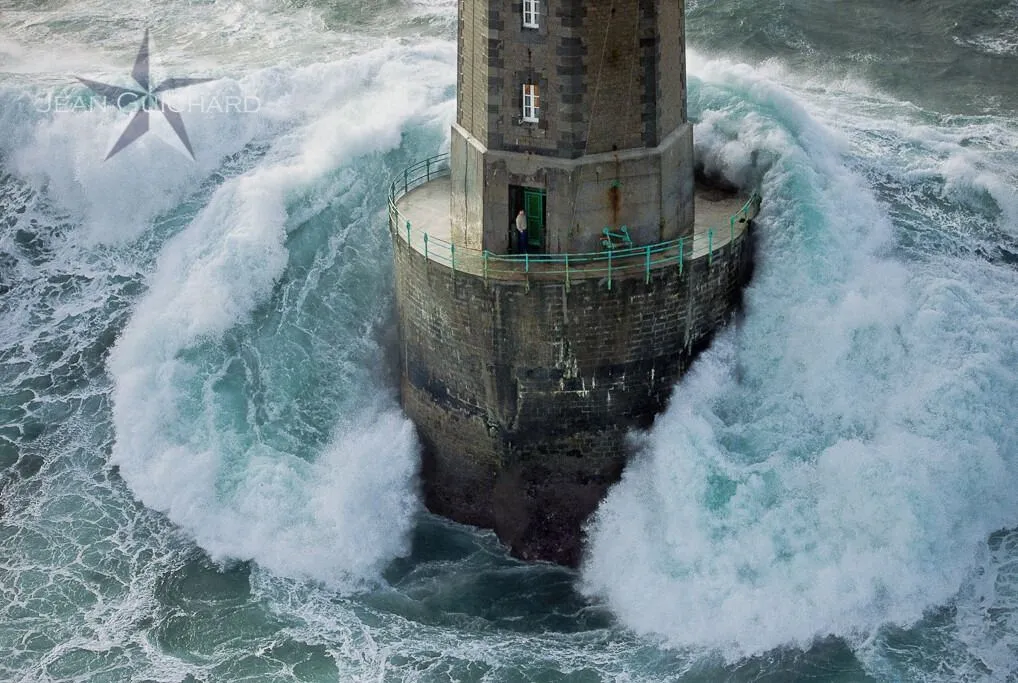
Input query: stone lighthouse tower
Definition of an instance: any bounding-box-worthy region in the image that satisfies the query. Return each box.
[388,0,757,565]
[451,0,694,254]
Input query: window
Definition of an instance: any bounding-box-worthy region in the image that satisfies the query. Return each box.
[523,0,539,29]
[522,83,540,123]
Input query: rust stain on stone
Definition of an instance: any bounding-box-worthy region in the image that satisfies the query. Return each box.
[608,182,621,225]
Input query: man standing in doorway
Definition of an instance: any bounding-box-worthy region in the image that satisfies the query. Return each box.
[515,209,528,253]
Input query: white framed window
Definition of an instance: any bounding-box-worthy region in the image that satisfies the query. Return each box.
[523,0,539,29]
[522,83,540,123]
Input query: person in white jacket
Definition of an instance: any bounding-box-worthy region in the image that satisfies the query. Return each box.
[515,209,528,253]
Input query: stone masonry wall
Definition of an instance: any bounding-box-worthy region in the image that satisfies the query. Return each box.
[468,0,686,159]
[390,211,754,565]
[457,0,489,142]
[581,0,652,153]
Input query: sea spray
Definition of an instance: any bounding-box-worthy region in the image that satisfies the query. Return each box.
[582,55,1018,662]
[1,0,1016,679]
[108,44,454,587]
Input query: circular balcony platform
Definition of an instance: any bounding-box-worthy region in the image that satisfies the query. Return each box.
[388,155,760,286]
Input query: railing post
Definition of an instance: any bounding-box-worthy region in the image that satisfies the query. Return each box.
[426,158,431,183]
[679,237,684,276]
[525,252,529,274]
[406,220,411,245]
[645,244,651,284]
[424,232,429,262]
[451,243,456,273]
[607,249,613,290]
[564,253,570,292]
[708,229,714,267]
[483,250,488,283]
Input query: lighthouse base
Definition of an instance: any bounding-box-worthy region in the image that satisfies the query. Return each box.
[390,200,754,564]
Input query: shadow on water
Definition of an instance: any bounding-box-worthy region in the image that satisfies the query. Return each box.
[372,512,879,682]
[376,514,614,636]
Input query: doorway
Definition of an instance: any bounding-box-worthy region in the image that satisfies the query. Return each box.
[509,185,546,253]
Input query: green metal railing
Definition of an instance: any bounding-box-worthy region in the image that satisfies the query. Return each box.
[388,153,761,289]
[389,153,451,204]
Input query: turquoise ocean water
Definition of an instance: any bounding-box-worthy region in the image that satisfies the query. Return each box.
[1,0,1017,680]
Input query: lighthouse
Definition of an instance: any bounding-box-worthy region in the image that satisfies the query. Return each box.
[388,0,758,565]
[451,0,694,253]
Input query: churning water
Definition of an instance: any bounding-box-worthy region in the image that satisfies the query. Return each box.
[1,0,1016,680]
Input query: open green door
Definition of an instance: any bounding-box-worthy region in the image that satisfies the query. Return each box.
[523,188,545,251]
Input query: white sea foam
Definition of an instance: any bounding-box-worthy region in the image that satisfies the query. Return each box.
[0,0,369,75]
[953,2,1018,57]
[4,1,1018,678]
[106,42,455,587]
[582,53,1018,663]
